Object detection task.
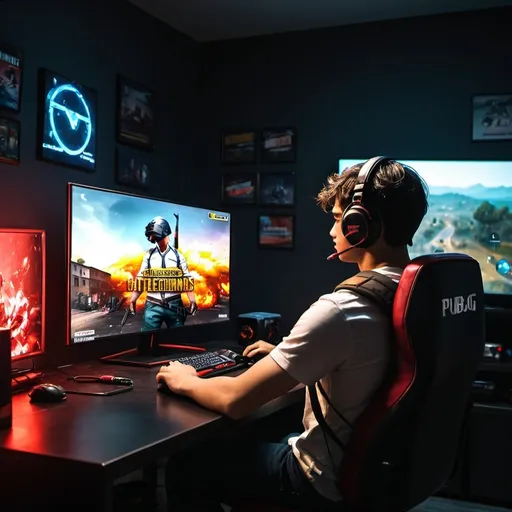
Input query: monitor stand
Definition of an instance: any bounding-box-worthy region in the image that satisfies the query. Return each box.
[100,333,206,368]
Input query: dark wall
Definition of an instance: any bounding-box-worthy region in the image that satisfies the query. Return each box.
[2,0,208,366]
[201,7,512,335]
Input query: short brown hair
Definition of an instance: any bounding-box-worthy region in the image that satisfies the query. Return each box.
[316,160,429,247]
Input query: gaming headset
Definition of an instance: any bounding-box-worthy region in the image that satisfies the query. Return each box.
[340,156,392,248]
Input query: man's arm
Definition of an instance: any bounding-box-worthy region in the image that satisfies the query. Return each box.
[158,356,299,420]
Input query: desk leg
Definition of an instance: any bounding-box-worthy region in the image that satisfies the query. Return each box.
[97,478,114,512]
[143,463,159,508]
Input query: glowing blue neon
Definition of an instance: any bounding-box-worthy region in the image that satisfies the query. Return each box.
[47,83,92,156]
[496,259,511,275]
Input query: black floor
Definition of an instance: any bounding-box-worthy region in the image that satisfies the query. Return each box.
[114,464,512,512]
[413,498,511,511]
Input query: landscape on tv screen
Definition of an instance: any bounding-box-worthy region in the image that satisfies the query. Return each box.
[338,160,512,295]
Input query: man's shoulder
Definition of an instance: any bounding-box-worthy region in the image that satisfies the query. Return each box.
[319,289,367,310]
[322,266,403,315]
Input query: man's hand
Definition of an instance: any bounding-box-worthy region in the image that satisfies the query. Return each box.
[242,340,275,360]
[156,361,198,394]
[187,301,198,315]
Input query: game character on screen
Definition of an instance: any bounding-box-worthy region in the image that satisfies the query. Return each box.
[129,216,197,330]
[156,158,429,511]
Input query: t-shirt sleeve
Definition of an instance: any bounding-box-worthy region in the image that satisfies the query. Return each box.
[270,296,353,386]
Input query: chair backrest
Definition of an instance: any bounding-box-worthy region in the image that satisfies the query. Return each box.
[339,253,485,512]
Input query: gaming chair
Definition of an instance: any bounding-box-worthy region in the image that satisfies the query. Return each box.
[233,253,485,512]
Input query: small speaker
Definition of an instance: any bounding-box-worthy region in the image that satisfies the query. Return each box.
[237,312,281,347]
[0,328,12,430]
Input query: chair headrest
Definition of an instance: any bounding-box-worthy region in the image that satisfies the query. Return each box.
[395,252,483,325]
[393,252,485,382]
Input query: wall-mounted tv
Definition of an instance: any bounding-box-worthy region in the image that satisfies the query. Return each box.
[339,159,512,296]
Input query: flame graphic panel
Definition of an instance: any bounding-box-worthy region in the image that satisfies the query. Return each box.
[0,229,45,359]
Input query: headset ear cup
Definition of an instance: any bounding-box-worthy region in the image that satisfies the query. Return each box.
[366,211,382,247]
[341,205,370,246]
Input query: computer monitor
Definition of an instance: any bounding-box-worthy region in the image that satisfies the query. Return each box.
[338,159,512,299]
[67,184,231,366]
[0,229,45,360]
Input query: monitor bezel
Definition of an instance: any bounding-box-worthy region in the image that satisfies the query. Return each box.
[0,228,46,361]
[66,183,232,347]
[338,157,512,304]
[36,68,98,173]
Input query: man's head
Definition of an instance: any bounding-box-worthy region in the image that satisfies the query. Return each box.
[145,216,171,243]
[317,158,428,265]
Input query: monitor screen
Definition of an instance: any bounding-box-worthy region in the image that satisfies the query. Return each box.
[0,229,45,359]
[38,69,97,172]
[67,184,231,344]
[338,159,512,295]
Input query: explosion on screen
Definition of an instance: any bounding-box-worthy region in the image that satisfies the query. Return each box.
[0,232,44,358]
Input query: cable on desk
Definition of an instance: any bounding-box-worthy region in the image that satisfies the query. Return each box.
[67,375,134,386]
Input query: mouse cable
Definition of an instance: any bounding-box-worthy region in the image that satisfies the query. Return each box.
[67,375,134,386]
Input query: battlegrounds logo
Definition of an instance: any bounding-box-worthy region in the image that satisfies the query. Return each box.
[126,268,194,293]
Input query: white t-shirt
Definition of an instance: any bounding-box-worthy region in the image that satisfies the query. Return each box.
[270,266,403,502]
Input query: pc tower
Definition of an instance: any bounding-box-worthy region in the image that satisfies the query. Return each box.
[237,312,281,347]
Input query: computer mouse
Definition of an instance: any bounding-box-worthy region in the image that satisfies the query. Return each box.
[157,381,172,395]
[29,383,67,403]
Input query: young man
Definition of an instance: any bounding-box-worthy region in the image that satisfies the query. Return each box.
[157,158,428,511]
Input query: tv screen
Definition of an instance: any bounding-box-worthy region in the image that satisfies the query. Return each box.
[339,159,512,295]
[38,69,96,172]
[67,184,231,344]
[0,229,45,359]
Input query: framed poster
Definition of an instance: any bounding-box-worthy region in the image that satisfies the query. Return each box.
[0,42,23,112]
[472,94,512,141]
[0,117,20,165]
[261,128,297,163]
[117,75,155,150]
[258,214,295,249]
[221,129,257,164]
[221,172,257,205]
[115,147,151,189]
[37,69,97,172]
[259,172,295,206]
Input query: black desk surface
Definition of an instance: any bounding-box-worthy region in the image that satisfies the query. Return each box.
[0,359,305,481]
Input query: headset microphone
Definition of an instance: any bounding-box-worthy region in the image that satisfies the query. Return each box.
[327,246,356,260]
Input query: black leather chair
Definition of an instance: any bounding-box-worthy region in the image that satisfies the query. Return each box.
[233,253,485,512]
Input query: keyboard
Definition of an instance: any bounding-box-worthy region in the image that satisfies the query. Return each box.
[170,348,249,376]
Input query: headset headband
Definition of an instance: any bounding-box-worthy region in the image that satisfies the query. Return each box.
[351,156,391,205]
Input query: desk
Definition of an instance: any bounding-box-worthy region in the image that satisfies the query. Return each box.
[0,360,305,511]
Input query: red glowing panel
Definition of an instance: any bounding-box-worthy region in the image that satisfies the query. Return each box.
[0,229,45,360]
